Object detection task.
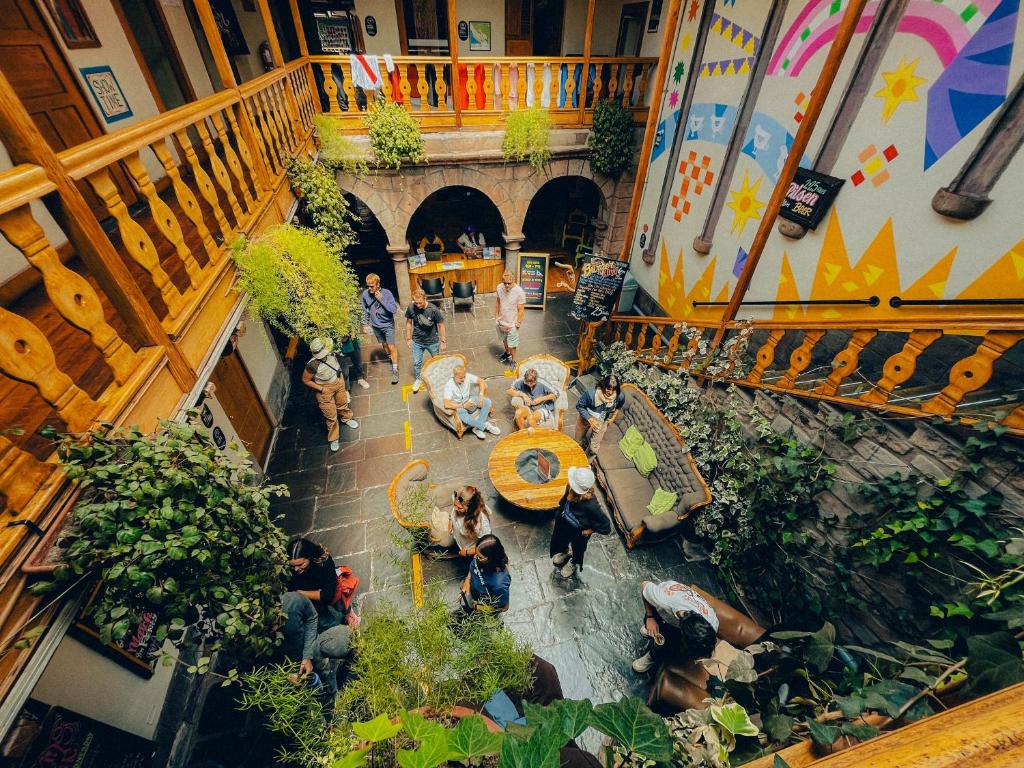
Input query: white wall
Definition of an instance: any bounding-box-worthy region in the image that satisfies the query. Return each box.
[31,635,178,740]
[230,0,272,81]
[236,310,284,404]
[355,0,403,55]
[563,0,665,57]
[161,0,216,99]
[455,0,506,57]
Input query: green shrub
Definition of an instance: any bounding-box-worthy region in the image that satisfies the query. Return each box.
[588,99,634,179]
[285,156,357,257]
[362,95,427,170]
[231,224,362,342]
[313,114,368,176]
[502,107,552,172]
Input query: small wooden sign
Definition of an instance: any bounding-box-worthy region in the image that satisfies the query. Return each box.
[79,66,132,124]
[570,256,629,321]
[517,252,549,309]
[778,167,845,231]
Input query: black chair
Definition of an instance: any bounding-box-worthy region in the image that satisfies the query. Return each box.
[419,277,447,311]
[450,280,476,316]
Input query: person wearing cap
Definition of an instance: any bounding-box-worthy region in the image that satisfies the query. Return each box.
[457,223,486,255]
[631,580,719,674]
[281,591,354,722]
[549,466,611,579]
[302,338,359,452]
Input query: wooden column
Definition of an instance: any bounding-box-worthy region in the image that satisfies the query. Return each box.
[711,0,870,347]
[193,0,238,89]
[617,0,683,260]
[0,71,194,387]
[447,0,462,126]
[255,0,284,66]
[576,0,596,126]
[287,0,321,115]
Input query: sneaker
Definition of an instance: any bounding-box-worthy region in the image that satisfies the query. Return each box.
[344,419,360,429]
[559,561,576,579]
[329,440,340,452]
[472,428,486,440]
[631,652,656,674]
[551,552,570,568]
[356,378,370,390]
[391,369,399,385]
[412,379,422,393]
[484,421,501,435]
[497,350,511,361]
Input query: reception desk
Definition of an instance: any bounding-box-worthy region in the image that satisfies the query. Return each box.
[407,253,506,296]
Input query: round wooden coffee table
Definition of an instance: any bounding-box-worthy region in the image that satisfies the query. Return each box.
[487,428,589,511]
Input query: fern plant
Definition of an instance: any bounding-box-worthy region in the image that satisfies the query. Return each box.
[285,156,357,257]
[231,224,362,342]
[313,114,368,176]
[502,107,552,172]
[362,95,427,170]
[588,98,634,179]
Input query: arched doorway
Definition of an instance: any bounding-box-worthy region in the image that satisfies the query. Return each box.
[405,185,505,255]
[522,176,603,254]
[343,192,395,294]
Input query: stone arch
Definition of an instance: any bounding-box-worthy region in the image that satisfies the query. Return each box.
[521,174,605,249]
[403,184,506,251]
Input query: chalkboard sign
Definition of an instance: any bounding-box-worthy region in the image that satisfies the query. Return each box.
[570,256,629,321]
[71,583,163,678]
[17,706,155,768]
[517,252,549,309]
[778,167,844,231]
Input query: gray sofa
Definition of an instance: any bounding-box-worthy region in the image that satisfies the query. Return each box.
[592,384,712,548]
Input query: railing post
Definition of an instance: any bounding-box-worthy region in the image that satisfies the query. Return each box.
[0,71,194,388]
[576,0,596,126]
[287,0,322,115]
[447,0,462,126]
[256,0,305,144]
[192,0,238,90]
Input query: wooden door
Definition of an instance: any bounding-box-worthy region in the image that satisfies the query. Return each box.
[0,0,135,215]
[506,0,533,56]
[210,346,275,465]
[112,0,196,111]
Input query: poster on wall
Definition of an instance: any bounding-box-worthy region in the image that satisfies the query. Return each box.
[647,0,663,32]
[209,0,250,55]
[316,17,353,54]
[469,21,492,51]
[15,705,155,768]
[79,67,132,124]
[70,583,163,679]
[778,167,845,231]
[518,253,549,309]
[570,256,629,322]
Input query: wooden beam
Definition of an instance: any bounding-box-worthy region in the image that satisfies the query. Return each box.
[447,0,462,127]
[192,0,238,89]
[618,0,683,261]
[576,0,596,126]
[255,0,284,67]
[288,0,309,56]
[0,70,194,388]
[712,0,870,347]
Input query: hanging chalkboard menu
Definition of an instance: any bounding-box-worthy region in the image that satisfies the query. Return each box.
[570,256,629,321]
[16,705,155,768]
[778,167,844,230]
[517,252,549,309]
[71,583,163,678]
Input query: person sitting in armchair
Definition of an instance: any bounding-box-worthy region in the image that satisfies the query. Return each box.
[631,579,718,674]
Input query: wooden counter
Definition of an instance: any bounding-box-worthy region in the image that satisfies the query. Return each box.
[408,253,506,296]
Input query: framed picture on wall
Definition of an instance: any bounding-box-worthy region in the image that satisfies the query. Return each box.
[469,21,491,51]
[79,66,133,124]
[209,0,251,56]
[42,0,100,49]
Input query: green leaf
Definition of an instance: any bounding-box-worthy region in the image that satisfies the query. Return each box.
[983,606,1024,629]
[523,699,593,741]
[445,714,504,761]
[589,697,673,762]
[774,756,792,768]
[840,722,880,742]
[965,631,1024,696]
[396,731,449,768]
[763,714,794,742]
[805,622,836,673]
[859,680,918,718]
[770,629,815,640]
[710,702,759,737]
[352,713,403,744]
[330,747,370,768]
[398,710,445,743]
[499,720,564,768]
[805,719,840,747]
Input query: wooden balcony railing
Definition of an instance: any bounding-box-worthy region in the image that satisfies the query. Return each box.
[584,314,1024,435]
[310,55,658,129]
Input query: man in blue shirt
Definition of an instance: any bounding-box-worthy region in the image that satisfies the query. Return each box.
[361,273,400,385]
[506,368,557,430]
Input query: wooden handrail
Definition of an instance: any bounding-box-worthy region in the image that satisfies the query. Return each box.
[0,166,55,215]
[606,314,1024,331]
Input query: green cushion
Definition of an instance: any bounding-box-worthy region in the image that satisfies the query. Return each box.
[634,441,657,476]
[618,424,645,461]
[646,488,678,516]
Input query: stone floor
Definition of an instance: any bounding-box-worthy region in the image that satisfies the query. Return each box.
[267,292,723,755]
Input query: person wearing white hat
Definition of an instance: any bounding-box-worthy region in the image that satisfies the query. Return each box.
[549,466,611,579]
[302,338,359,451]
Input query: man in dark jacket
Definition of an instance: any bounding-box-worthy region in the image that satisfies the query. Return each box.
[549,466,611,579]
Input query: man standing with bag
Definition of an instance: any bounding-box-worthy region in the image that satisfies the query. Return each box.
[361,273,401,385]
[302,338,360,452]
[495,270,525,367]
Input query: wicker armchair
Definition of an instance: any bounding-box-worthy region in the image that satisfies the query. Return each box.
[508,354,570,430]
[420,353,470,437]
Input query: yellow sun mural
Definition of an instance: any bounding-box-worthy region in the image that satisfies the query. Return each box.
[726,171,766,236]
[656,241,728,322]
[875,57,927,124]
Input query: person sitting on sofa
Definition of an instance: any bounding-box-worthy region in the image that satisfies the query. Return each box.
[574,374,625,454]
[631,579,719,674]
[459,534,511,613]
[507,367,557,430]
[429,485,492,556]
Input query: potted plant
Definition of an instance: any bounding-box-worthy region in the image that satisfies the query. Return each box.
[362,94,427,170]
[502,107,552,172]
[588,99,634,180]
[285,156,358,257]
[231,223,363,343]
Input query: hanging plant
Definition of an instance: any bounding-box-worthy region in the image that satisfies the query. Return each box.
[284,156,358,257]
[312,114,368,176]
[588,98,635,179]
[362,94,427,170]
[231,223,362,342]
[502,106,552,172]
[33,420,289,662]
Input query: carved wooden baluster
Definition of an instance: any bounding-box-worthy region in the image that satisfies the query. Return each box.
[275,82,301,150]
[531,65,543,107]
[468,65,482,112]
[649,324,663,360]
[860,330,943,405]
[592,65,604,106]
[0,307,101,431]
[434,65,448,111]
[815,329,878,397]
[500,64,510,111]
[210,112,256,211]
[398,64,413,110]
[121,153,201,288]
[664,323,683,366]
[682,335,701,371]
[922,332,1024,415]
[516,64,528,109]
[621,64,635,108]
[623,323,637,350]
[0,206,139,385]
[777,330,826,390]
[262,83,292,153]
[745,329,786,385]
[0,435,54,516]
[607,65,620,104]
[85,168,184,320]
[241,98,276,179]
[151,138,218,264]
[174,128,231,242]
[225,105,266,197]
[637,63,651,107]
[414,64,430,111]
[339,61,358,113]
[380,67,394,105]
[564,64,576,110]
[256,90,287,169]
[483,65,495,110]
[320,63,340,114]
[195,118,243,222]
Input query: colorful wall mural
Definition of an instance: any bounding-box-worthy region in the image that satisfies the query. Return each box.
[628,0,1024,325]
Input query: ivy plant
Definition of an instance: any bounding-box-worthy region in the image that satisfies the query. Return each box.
[285,156,358,257]
[313,114,369,176]
[231,223,363,343]
[502,107,552,172]
[588,99,634,179]
[34,420,289,661]
[362,94,427,170]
